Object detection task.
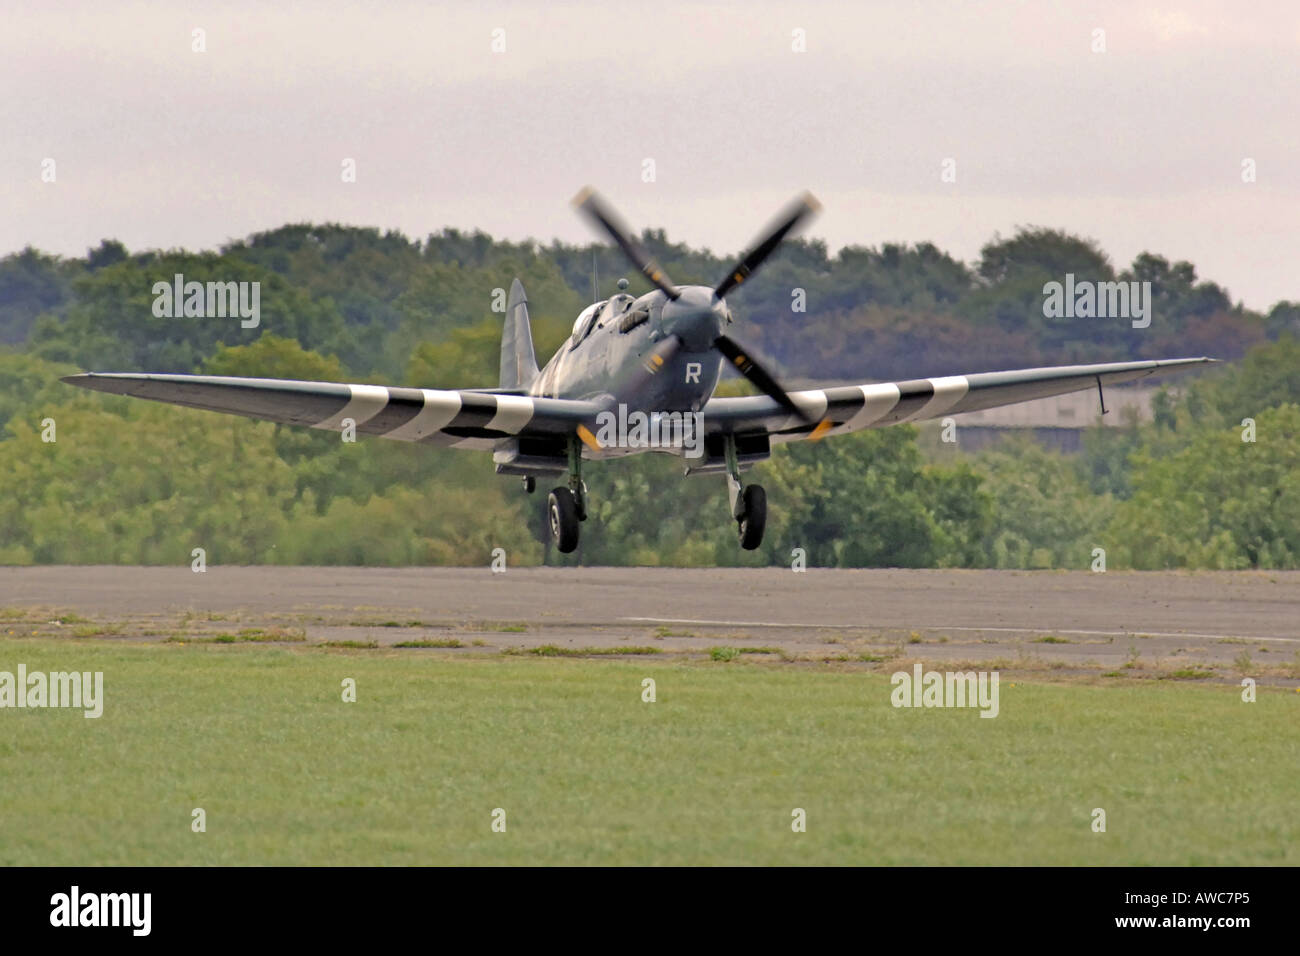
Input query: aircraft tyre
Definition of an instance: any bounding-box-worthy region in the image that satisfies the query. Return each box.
[549,487,581,553]
[738,484,766,551]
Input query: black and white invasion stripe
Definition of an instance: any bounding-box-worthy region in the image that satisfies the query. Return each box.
[765,375,971,440]
[308,385,543,448]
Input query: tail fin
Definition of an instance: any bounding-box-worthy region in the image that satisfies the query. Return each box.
[499,278,539,391]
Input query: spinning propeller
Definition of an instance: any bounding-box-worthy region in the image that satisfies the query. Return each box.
[573,187,825,431]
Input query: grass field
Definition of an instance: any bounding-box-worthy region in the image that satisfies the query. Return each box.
[1,639,1296,865]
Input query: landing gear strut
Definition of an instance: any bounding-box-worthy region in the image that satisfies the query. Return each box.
[548,436,588,554]
[724,434,766,550]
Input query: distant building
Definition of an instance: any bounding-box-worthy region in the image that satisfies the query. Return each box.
[951,386,1158,452]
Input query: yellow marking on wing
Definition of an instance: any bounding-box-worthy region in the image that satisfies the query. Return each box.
[809,418,833,441]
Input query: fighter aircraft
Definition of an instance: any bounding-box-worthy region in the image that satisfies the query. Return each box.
[64,188,1214,554]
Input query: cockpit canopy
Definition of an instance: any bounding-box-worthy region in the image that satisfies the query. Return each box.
[570,295,640,349]
[571,301,604,339]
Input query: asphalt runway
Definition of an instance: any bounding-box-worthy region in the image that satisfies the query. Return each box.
[2,566,1298,684]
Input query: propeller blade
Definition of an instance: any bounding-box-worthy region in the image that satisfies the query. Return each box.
[714,334,811,422]
[714,191,821,299]
[572,187,681,300]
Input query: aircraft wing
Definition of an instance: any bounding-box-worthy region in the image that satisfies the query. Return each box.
[699,357,1216,443]
[61,372,602,449]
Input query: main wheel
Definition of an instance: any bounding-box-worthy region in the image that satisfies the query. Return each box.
[548,487,580,553]
[737,484,766,551]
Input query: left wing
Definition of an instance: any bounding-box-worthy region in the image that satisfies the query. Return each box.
[62,372,601,449]
[700,357,1216,442]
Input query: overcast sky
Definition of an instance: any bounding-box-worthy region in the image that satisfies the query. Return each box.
[5,1,1297,309]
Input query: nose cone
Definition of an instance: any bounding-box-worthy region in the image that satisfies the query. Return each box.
[662,286,726,350]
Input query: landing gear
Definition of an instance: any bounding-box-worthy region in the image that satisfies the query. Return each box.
[548,488,580,553]
[738,485,766,550]
[548,436,588,554]
[724,434,766,550]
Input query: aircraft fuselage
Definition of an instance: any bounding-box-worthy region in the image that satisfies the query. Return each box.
[530,285,728,413]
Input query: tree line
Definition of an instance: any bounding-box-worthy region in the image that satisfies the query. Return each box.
[0,223,1295,568]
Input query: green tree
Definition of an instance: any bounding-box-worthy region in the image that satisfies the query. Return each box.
[0,248,76,344]
[0,401,295,564]
[201,333,347,382]
[760,426,991,568]
[29,255,356,374]
[1108,404,1300,569]
[970,435,1115,569]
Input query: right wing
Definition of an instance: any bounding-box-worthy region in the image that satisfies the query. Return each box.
[62,372,602,450]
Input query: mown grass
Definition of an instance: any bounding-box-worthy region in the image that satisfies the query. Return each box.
[0,639,1295,865]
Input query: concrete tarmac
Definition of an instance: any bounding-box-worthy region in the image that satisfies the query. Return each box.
[1,566,1297,684]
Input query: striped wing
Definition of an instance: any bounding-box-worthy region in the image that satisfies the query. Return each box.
[62,373,600,449]
[700,357,1215,442]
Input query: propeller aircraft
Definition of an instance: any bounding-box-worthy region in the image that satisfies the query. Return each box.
[65,189,1215,554]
